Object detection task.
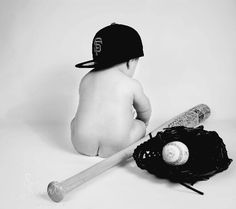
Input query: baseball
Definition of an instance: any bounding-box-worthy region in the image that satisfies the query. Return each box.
[162,141,189,165]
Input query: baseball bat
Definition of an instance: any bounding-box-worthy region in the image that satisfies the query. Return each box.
[47,104,210,202]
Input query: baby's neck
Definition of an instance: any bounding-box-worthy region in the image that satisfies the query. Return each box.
[93,63,134,78]
[113,64,134,78]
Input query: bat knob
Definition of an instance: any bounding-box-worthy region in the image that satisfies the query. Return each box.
[47,181,64,202]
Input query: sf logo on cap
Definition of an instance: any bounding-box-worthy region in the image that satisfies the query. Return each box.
[94,37,103,56]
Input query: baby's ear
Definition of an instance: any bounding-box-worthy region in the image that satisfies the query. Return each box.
[127,58,139,70]
[126,60,131,69]
[126,59,136,69]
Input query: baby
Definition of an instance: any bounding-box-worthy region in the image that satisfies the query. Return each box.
[71,23,151,158]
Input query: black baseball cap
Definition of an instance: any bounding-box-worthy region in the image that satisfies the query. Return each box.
[75,23,144,69]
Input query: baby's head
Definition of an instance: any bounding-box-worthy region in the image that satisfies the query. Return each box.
[75,23,144,76]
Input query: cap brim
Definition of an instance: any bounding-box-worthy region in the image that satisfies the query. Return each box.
[75,60,96,68]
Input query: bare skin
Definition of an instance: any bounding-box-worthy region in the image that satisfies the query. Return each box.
[71,59,151,157]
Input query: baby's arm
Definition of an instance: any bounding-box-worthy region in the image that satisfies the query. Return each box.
[132,80,152,126]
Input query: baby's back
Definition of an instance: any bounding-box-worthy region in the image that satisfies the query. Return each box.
[71,69,135,155]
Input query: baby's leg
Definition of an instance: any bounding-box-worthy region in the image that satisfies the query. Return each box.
[98,119,146,158]
[128,119,146,145]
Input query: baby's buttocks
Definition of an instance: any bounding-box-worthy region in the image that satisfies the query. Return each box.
[71,70,136,156]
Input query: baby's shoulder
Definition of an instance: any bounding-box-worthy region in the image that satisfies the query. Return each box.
[128,78,144,93]
[78,72,93,93]
[116,78,144,99]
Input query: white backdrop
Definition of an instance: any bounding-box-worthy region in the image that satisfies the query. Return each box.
[0,0,236,209]
[1,0,236,124]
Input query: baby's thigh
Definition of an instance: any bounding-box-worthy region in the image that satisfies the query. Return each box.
[98,120,146,157]
[129,119,146,144]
